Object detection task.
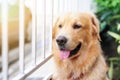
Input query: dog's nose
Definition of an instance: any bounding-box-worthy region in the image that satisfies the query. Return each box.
[56,36,67,46]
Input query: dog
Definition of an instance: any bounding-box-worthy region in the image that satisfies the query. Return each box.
[52,12,109,80]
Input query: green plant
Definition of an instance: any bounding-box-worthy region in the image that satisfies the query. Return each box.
[94,0,120,33]
[94,0,120,80]
[108,24,120,80]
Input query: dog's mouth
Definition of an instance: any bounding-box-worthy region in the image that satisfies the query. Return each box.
[59,43,82,60]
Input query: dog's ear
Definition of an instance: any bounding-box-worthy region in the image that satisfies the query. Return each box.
[91,14,101,41]
[52,17,59,39]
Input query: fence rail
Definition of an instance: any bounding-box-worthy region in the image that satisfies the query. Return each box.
[1,0,8,80]
[0,0,91,80]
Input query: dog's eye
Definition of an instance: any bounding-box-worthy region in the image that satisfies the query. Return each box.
[59,24,62,28]
[73,24,82,29]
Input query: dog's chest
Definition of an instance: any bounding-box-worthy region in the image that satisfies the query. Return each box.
[61,60,83,79]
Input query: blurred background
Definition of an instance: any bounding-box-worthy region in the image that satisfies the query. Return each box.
[94,0,120,80]
[0,0,120,80]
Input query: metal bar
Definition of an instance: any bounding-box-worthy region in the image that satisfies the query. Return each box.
[51,0,54,53]
[43,0,46,58]
[62,0,65,13]
[75,0,78,12]
[58,0,60,13]
[52,0,54,29]
[77,0,79,11]
[32,0,36,66]
[19,0,25,74]
[59,0,62,13]
[12,55,53,80]
[64,0,67,12]
[69,0,71,12]
[67,0,69,12]
[71,0,73,12]
[1,0,8,80]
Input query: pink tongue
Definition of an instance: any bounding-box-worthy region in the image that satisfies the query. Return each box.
[60,50,70,60]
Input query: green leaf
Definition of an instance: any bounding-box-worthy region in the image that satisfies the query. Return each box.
[100,21,107,32]
[108,31,120,41]
[108,61,113,80]
[109,15,120,21]
[109,57,120,61]
[100,12,111,21]
[117,23,120,31]
[117,45,120,54]
[119,41,120,44]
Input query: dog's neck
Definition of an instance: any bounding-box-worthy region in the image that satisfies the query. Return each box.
[68,72,84,80]
[68,55,99,80]
[67,42,101,80]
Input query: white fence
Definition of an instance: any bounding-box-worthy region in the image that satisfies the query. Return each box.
[0,0,92,80]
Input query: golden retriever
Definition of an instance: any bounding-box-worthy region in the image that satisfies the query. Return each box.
[52,12,109,80]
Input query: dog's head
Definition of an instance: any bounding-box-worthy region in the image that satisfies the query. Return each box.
[52,13,100,60]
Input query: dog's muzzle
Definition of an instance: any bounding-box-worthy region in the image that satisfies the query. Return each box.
[56,36,82,59]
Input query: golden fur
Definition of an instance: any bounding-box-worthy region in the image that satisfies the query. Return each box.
[52,12,109,80]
